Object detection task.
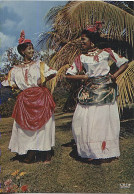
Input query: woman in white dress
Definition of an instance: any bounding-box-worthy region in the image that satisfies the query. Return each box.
[7,31,57,163]
[66,26,128,162]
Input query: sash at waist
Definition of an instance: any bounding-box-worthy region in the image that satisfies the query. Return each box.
[78,74,118,105]
[12,87,55,131]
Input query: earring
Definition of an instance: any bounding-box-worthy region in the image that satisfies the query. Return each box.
[91,42,95,48]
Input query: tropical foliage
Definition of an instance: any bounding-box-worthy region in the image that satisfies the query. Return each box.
[38,1,134,112]
[0,47,51,74]
[39,1,134,60]
[116,60,134,112]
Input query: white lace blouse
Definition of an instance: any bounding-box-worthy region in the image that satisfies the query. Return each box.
[66,49,128,77]
[9,60,57,90]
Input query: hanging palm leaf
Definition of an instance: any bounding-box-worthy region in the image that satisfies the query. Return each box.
[51,1,134,45]
[38,1,134,72]
[38,1,134,112]
[108,1,134,15]
[116,60,134,113]
[47,38,81,93]
[44,5,65,24]
[48,63,71,93]
[38,1,134,53]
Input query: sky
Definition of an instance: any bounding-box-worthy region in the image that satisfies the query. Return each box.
[0,0,132,55]
[0,1,67,55]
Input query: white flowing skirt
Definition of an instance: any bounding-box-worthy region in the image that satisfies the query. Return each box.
[9,115,55,155]
[72,102,120,159]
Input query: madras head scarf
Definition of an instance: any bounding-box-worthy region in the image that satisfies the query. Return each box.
[18,30,31,44]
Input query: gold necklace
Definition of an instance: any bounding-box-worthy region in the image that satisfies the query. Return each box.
[87,49,100,56]
[22,60,32,65]
[88,47,98,52]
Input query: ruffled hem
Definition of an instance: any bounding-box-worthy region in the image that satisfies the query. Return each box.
[9,115,55,155]
[76,140,120,159]
[8,145,55,155]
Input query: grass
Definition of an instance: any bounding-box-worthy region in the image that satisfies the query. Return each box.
[0,112,134,193]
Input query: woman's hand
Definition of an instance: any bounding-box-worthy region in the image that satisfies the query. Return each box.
[37,78,41,86]
[109,62,128,83]
[109,73,116,83]
[37,78,46,86]
[12,84,18,89]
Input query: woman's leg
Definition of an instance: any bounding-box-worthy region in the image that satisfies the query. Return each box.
[23,150,36,163]
[38,150,52,163]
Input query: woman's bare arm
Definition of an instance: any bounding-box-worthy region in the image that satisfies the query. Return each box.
[45,73,56,82]
[65,74,89,80]
[37,73,56,86]
[111,62,128,82]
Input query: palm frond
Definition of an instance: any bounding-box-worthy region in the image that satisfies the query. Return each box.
[37,31,65,51]
[38,1,134,60]
[116,60,134,112]
[108,1,134,15]
[48,64,72,93]
[38,1,134,101]
[48,38,81,70]
[36,32,51,50]
[46,38,81,93]
[53,1,134,46]
[44,5,64,24]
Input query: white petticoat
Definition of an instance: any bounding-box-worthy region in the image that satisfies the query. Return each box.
[9,115,55,155]
[72,102,120,159]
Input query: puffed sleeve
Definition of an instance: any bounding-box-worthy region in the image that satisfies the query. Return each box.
[9,67,17,86]
[2,67,16,87]
[1,77,9,86]
[66,62,78,75]
[44,63,57,77]
[37,60,57,80]
[112,50,129,68]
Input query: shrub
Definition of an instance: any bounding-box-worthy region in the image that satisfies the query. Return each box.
[0,98,15,117]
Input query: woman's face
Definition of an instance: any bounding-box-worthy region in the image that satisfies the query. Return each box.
[23,44,34,59]
[81,34,92,52]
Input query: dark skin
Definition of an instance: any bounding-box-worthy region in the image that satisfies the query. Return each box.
[37,74,56,86]
[65,34,128,82]
[65,33,128,162]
